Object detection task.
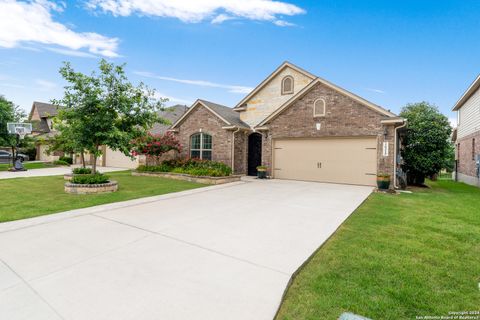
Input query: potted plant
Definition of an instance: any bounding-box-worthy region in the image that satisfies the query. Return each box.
[376,173,391,190]
[256,166,267,179]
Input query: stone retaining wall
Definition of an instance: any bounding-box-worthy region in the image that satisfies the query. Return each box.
[132,171,241,185]
[64,181,118,194]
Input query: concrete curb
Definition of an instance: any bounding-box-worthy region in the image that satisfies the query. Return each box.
[0,181,246,234]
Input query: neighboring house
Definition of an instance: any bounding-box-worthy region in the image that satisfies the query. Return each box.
[452,74,480,187]
[28,101,62,162]
[27,102,189,168]
[98,104,188,168]
[169,62,406,187]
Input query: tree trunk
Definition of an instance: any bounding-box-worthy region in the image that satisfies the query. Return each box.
[11,146,15,167]
[80,152,85,168]
[92,155,97,174]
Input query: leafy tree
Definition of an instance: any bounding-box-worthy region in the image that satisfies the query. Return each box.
[0,95,27,165]
[53,59,167,173]
[400,102,452,185]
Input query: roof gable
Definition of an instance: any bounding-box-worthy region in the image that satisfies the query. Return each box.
[29,101,58,120]
[171,99,248,129]
[234,61,316,110]
[256,78,396,127]
[452,74,480,111]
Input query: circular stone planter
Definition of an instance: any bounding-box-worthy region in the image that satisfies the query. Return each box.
[64,181,118,194]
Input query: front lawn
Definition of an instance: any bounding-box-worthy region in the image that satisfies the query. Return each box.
[0,162,56,171]
[0,171,205,223]
[276,180,480,320]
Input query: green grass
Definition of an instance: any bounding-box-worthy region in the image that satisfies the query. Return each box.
[0,162,57,171]
[276,180,480,320]
[0,171,205,223]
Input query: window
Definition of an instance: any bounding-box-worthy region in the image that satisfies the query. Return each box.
[190,133,212,160]
[281,76,294,95]
[473,138,476,161]
[313,98,326,117]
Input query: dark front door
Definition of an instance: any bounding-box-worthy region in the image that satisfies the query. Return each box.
[248,133,262,176]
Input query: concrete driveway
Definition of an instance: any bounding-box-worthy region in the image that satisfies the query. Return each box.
[0,179,372,320]
[0,165,126,180]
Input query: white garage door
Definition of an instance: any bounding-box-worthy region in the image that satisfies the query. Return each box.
[104,147,138,169]
[273,137,378,186]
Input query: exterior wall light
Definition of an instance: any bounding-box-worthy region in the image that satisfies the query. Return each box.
[316,123,321,131]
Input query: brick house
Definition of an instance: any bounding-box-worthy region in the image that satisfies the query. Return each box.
[452,74,480,187]
[169,62,406,188]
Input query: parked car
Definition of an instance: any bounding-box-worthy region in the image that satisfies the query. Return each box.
[0,150,29,164]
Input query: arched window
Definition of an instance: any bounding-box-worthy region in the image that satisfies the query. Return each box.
[281,76,294,95]
[190,133,212,160]
[313,98,326,117]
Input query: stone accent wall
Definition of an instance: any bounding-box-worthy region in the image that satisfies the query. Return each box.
[456,131,480,178]
[174,104,233,168]
[239,66,314,127]
[261,82,397,185]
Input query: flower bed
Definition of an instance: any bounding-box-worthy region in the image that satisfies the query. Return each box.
[134,159,240,184]
[137,158,232,177]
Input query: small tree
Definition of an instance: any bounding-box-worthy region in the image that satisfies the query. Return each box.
[54,60,167,173]
[48,115,88,167]
[400,102,452,185]
[0,96,26,165]
[132,133,182,163]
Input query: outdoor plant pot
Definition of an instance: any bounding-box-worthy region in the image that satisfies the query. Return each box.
[257,166,267,179]
[376,174,391,190]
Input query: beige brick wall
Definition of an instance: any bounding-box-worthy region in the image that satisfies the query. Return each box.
[260,82,396,185]
[239,66,313,127]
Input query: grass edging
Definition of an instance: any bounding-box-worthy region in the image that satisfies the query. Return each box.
[273,194,373,320]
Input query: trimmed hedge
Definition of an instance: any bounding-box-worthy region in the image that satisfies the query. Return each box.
[72,167,92,174]
[59,156,73,164]
[137,158,232,177]
[71,173,109,185]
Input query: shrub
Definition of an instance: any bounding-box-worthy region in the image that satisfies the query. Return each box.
[72,167,92,174]
[137,158,232,176]
[71,173,109,184]
[132,133,182,159]
[59,156,73,164]
[53,160,70,166]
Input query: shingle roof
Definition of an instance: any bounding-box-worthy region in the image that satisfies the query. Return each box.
[150,105,189,135]
[198,99,249,128]
[33,101,58,118]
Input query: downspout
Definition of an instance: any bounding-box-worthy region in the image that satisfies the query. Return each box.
[393,120,407,189]
[231,127,241,173]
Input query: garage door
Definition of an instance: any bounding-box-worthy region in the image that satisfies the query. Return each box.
[273,137,377,186]
[104,147,138,169]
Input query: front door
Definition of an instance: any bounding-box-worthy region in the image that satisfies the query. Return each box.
[248,133,262,176]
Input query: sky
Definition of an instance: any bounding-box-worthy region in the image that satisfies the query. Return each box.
[1,0,480,126]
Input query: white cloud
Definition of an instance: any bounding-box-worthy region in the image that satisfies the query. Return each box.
[0,0,119,57]
[86,0,305,25]
[45,47,98,58]
[134,71,253,94]
[35,79,57,91]
[365,88,386,94]
[211,13,234,24]
[273,20,294,27]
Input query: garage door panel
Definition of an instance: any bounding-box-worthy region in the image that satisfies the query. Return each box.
[273,138,377,186]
